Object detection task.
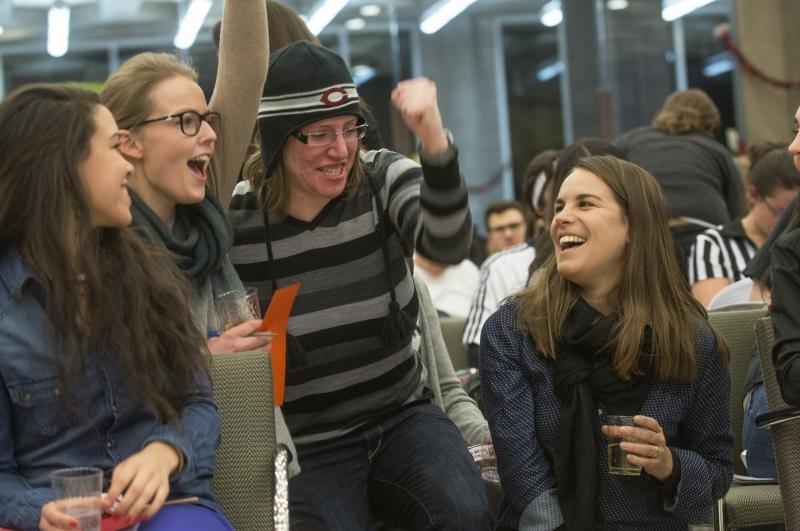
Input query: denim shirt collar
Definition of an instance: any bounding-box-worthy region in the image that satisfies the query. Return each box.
[0,247,40,301]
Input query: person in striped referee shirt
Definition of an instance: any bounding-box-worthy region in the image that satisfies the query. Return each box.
[688,143,800,307]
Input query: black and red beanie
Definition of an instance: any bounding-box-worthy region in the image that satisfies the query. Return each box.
[257,41,366,177]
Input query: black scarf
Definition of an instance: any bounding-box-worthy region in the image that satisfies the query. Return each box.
[552,298,652,530]
[129,187,233,286]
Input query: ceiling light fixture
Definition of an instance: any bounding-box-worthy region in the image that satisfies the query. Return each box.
[661,0,717,21]
[306,0,350,36]
[345,17,366,30]
[539,0,563,27]
[174,0,212,49]
[606,0,629,10]
[359,4,381,17]
[536,59,564,82]
[46,2,70,58]
[419,0,478,35]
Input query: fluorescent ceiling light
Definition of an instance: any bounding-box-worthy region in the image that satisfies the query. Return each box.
[174,0,212,49]
[419,0,478,35]
[536,60,564,82]
[702,51,735,77]
[352,64,376,86]
[661,0,717,21]
[46,4,70,58]
[306,0,350,36]
[359,4,381,17]
[345,17,365,30]
[539,0,563,27]
[606,0,629,10]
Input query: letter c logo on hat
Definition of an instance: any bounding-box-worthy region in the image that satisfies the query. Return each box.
[320,87,350,107]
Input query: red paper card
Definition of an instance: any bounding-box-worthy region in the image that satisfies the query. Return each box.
[257,283,299,405]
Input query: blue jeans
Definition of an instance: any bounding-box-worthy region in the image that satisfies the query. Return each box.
[742,384,777,478]
[139,504,233,531]
[289,402,493,530]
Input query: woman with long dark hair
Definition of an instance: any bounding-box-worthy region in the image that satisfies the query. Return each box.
[0,84,229,530]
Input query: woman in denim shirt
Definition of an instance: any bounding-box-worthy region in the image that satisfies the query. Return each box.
[0,85,229,530]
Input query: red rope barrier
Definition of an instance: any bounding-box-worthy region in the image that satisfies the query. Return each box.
[714,24,800,90]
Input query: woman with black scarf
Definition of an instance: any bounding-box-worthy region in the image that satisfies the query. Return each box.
[481,155,733,530]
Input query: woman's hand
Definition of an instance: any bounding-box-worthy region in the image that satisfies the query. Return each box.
[39,500,79,530]
[208,319,272,354]
[105,442,181,523]
[601,414,674,481]
[391,77,448,155]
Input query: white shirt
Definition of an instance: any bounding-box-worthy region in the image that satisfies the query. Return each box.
[462,243,535,346]
[415,259,480,319]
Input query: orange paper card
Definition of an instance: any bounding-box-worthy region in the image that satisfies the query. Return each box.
[258,283,299,405]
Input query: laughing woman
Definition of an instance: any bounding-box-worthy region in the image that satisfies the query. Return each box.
[480,155,733,530]
[0,85,230,531]
[100,0,268,353]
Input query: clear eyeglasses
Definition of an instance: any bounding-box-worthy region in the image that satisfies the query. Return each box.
[291,123,369,147]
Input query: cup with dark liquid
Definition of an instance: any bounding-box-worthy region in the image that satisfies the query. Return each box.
[605,415,643,476]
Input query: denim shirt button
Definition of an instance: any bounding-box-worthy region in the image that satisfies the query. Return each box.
[106,440,112,449]
[112,404,119,413]
[53,388,60,396]
[24,393,31,402]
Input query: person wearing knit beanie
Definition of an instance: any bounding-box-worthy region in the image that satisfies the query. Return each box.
[228,41,492,529]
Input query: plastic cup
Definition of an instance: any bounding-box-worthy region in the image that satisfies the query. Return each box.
[605,415,643,476]
[215,287,261,331]
[50,467,103,531]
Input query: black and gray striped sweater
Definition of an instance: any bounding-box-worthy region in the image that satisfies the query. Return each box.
[228,148,471,446]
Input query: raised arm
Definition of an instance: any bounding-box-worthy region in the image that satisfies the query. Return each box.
[207,0,268,208]
[377,78,472,264]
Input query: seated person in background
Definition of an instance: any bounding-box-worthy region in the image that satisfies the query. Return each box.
[769,103,800,407]
[484,200,529,256]
[524,149,560,239]
[481,155,733,530]
[0,85,231,530]
[413,251,479,319]
[413,275,489,445]
[616,89,745,280]
[228,42,492,530]
[690,142,800,307]
[463,140,624,368]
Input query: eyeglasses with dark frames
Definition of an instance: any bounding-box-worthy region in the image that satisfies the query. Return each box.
[132,110,221,137]
[291,123,368,147]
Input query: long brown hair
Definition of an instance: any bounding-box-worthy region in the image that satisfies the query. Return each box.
[517,155,727,382]
[0,84,206,421]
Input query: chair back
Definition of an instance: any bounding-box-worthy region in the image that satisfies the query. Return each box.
[708,306,766,476]
[207,351,276,530]
[756,317,800,529]
[439,316,469,370]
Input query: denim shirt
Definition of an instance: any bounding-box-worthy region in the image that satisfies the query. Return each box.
[0,248,222,531]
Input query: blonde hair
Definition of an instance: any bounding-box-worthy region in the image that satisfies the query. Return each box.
[517,155,727,382]
[652,88,720,135]
[101,52,198,130]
